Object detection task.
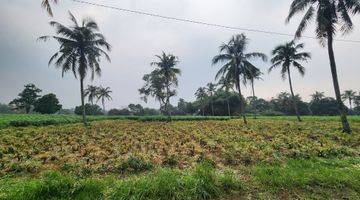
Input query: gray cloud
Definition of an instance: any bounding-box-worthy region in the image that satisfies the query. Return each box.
[1,0,359,109]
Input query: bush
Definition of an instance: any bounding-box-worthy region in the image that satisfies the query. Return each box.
[33,94,62,114]
[74,104,103,116]
[108,108,131,116]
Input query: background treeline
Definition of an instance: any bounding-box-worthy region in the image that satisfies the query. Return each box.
[108,91,360,117]
[3,83,359,117]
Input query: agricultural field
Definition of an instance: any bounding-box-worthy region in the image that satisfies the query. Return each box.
[0,114,233,129]
[0,117,359,199]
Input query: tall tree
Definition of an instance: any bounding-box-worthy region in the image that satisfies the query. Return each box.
[286,0,360,132]
[39,12,111,125]
[41,0,58,16]
[9,84,42,113]
[270,41,311,122]
[212,34,267,124]
[311,91,325,102]
[34,93,62,114]
[342,90,356,110]
[97,86,113,112]
[244,66,263,119]
[206,83,217,116]
[216,76,234,117]
[84,85,99,105]
[195,87,208,116]
[140,52,181,118]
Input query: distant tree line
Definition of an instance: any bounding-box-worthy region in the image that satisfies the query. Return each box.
[8,83,62,114]
[30,1,360,132]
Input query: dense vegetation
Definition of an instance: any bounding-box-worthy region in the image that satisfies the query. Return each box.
[1,0,359,199]
[0,118,359,198]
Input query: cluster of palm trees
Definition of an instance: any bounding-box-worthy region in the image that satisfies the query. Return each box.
[195,83,219,117]
[139,53,181,118]
[39,12,111,124]
[342,90,360,111]
[39,0,360,133]
[84,85,113,111]
[210,0,360,134]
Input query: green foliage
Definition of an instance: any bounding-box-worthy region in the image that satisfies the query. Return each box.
[0,164,242,200]
[108,108,131,116]
[33,93,62,114]
[310,97,342,115]
[9,84,42,113]
[254,158,360,192]
[74,104,103,116]
[117,156,153,174]
[139,52,181,116]
[108,163,242,200]
[270,92,310,115]
[0,103,14,114]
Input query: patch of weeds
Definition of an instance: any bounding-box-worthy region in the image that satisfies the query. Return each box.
[117,156,153,174]
[253,157,360,192]
[162,155,178,167]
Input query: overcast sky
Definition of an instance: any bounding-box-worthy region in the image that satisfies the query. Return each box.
[1,0,359,109]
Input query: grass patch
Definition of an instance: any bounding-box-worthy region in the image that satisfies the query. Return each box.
[0,114,233,128]
[253,157,360,192]
[0,163,242,200]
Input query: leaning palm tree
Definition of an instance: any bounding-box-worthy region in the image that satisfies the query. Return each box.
[84,85,99,105]
[286,0,360,132]
[244,66,263,119]
[195,87,208,116]
[39,12,111,125]
[270,41,311,122]
[342,90,356,110]
[97,86,113,112]
[206,83,217,116]
[151,52,181,118]
[42,0,58,16]
[212,34,267,124]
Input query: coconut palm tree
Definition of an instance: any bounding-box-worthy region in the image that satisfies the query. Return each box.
[195,87,207,116]
[84,85,99,105]
[212,34,267,124]
[97,86,112,112]
[42,0,58,16]
[216,76,234,117]
[311,91,325,102]
[150,52,181,118]
[206,83,217,116]
[342,90,356,110]
[244,66,263,119]
[270,41,311,122]
[39,12,111,125]
[286,0,360,132]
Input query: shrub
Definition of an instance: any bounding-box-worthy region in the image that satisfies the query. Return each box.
[74,104,103,116]
[108,108,131,116]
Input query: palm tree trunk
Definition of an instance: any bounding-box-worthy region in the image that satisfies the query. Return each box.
[80,78,87,125]
[211,98,214,116]
[251,79,257,119]
[25,106,30,114]
[349,99,352,111]
[327,33,351,133]
[166,84,172,120]
[236,78,247,124]
[227,98,231,117]
[287,67,301,122]
[102,99,105,113]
